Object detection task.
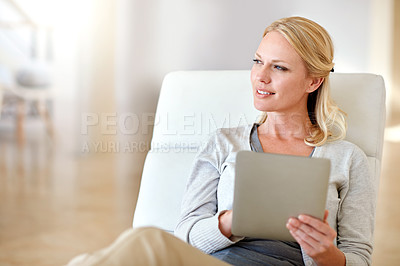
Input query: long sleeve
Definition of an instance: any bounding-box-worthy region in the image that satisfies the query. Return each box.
[337,145,376,265]
[174,128,248,254]
[301,141,377,266]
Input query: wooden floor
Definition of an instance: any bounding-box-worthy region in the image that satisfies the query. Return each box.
[0,117,145,265]
[0,111,399,265]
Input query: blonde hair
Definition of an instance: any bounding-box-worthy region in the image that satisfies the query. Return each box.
[257,16,347,146]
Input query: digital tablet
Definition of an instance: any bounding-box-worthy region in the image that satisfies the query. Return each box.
[231,150,330,241]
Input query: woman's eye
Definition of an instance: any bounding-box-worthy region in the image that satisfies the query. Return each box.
[252,59,262,64]
[274,65,287,71]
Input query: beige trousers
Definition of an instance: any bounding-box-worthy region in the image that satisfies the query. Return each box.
[67,227,230,266]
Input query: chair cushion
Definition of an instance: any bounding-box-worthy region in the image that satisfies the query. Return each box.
[133,150,198,231]
[151,71,259,149]
[330,73,385,160]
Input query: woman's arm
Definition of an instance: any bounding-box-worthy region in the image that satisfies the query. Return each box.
[335,145,376,265]
[174,130,240,254]
[288,144,376,266]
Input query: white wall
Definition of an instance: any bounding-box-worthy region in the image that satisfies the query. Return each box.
[115,0,375,152]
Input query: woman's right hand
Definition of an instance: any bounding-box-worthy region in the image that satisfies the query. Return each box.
[218,210,233,238]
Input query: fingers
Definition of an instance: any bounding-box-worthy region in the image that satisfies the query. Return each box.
[289,228,331,258]
[287,218,326,242]
[289,222,321,246]
[286,214,337,251]
[289,228,317,254]
[218,210,233,238]
[286,212,343,264]
[297,215,332,235]
[323,210,329,222]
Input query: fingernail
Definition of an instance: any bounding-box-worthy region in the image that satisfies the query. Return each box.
[298,215,305,221]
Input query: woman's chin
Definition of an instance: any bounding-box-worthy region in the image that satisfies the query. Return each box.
[253,102,272,112]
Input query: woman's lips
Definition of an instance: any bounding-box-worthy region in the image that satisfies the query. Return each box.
[256,89,275,97]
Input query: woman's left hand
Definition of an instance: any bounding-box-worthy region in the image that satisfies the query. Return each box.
[286,210,346,266]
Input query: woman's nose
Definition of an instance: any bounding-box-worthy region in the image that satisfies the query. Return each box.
[255,66,271,84]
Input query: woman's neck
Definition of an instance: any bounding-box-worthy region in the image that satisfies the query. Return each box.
[258,112,312,140]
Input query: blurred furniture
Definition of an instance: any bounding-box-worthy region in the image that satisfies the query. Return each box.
[132,71,386,233]
[0,0,53,144]
[0,63,53,145]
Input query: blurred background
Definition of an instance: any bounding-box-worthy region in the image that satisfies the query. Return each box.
[0,0,399,265]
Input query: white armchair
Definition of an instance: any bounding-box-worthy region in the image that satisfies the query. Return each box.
[132,71,386,233]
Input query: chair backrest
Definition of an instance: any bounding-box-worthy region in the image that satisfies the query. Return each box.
[132,70,386,232]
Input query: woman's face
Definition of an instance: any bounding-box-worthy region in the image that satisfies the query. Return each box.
[251,31,317,114]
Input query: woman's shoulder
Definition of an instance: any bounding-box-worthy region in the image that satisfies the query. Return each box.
[213,124,253,137]
[201,124,253,152]
[317,139,368,160]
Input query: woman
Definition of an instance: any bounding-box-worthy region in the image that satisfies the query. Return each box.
[68,16,375,266]
[174,16,374,266]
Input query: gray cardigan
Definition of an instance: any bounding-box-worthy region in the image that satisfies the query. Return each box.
[174,124,376,266]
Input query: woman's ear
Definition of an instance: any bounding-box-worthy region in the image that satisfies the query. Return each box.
[306,77,324,93]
